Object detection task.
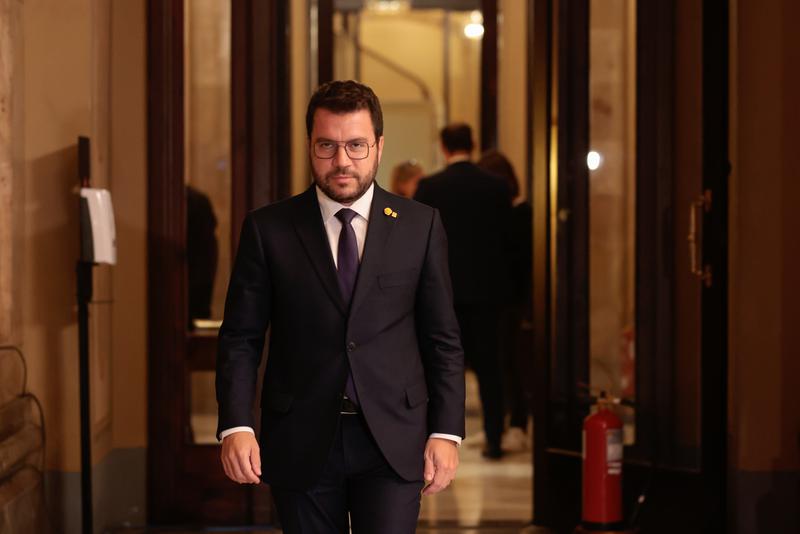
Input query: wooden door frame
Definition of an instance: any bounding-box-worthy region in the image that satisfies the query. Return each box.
[479,0,499,151]
[528,0,554,524]
[146,0,291,525]
[231,0,292,248]
[317,0,334,86]
[533,1,591,528]
[146,0,188,521]
[700,0,729,527]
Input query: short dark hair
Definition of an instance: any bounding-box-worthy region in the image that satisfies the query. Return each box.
[440,123,474,153]
[306,80,383,140]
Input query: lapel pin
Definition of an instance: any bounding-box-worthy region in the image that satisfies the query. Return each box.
[391,211,398,218]
[384,207,392,216]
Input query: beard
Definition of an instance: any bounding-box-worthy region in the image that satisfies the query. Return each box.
[311,157,379,204]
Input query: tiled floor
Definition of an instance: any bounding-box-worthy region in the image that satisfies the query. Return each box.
[112,529,551,533]
[111,526,552,533]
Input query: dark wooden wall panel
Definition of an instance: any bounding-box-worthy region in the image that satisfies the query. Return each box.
[146,0,186,520]
[480,0,498,151]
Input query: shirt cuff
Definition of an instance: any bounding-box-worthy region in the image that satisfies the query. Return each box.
[219,426,255,442]
[429,433,462,446]
[220,428,461,446]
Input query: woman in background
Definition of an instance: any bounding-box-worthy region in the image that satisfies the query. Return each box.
[477,149,533,452]
[390,160,424,198]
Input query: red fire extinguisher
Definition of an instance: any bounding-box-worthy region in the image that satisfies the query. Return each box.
[580,392,627,532]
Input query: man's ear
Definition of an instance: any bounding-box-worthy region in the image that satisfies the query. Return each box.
[376,136,385,164]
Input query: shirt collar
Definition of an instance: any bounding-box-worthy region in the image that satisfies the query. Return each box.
[316,181,375,224]
[446,153,471,165]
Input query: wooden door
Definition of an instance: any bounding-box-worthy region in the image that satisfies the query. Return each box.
[146,0,290,525]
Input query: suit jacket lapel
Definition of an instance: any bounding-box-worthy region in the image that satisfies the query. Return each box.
[350,185,397,318]
[292,187,348,316]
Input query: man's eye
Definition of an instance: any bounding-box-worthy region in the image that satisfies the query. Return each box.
[318,142,335,150]
[348,142,367,150]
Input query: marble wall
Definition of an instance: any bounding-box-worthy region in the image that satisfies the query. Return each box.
[0,0,24,347]
[498,0,528,199]
[587,0,637,407]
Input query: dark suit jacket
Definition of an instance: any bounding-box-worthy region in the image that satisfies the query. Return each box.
[216,184,465,491]
[414,161,513,305]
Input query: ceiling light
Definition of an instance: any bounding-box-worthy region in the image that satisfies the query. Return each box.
[464,22,484,39]
[367,0,409,13]
[587,151,602,171]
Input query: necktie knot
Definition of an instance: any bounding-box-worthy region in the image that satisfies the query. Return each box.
[335,208,358,225]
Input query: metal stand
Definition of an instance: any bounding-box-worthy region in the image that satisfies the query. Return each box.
[77,260,93,534]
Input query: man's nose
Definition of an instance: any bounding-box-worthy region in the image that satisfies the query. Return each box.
[333,145,352,167]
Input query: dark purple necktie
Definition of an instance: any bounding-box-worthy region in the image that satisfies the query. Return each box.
[335,208,360,405]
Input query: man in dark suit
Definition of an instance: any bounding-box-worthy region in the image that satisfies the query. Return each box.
[216,80,465,533]
[414,124,511,459]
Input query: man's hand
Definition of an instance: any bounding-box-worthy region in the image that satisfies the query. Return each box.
[220,431,262,484]
[422,437,459,495]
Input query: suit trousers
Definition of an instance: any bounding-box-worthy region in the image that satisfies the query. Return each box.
[455,303,504,450]
[271,413,424,534]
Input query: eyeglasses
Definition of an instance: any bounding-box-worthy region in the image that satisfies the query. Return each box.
[313,139,377,160]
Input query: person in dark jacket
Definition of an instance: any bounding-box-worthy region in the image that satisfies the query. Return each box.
[186,185,218,325]
[478,149,533,451]
[414,124,512,459]
[216,81,465,533]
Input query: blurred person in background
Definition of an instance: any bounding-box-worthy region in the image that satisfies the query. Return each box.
[390,159,424,198]
[186,184,218,327]
[415,124,512,460]
[477,149,533,452]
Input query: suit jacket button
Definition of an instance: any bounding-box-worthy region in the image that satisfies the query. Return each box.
[347,342,356,352]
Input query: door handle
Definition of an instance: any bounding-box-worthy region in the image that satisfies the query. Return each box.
[687,189,713,287]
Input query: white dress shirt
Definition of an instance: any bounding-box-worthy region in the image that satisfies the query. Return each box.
[220,183,461,446]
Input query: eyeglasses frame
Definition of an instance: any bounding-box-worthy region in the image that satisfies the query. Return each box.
[312,139,379,160]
